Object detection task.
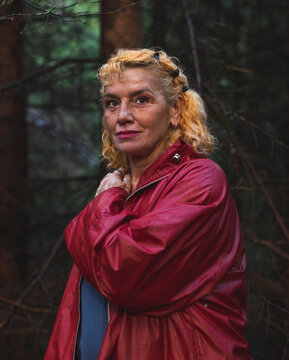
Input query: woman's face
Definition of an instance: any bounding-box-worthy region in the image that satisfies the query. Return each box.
[103,68,180,164]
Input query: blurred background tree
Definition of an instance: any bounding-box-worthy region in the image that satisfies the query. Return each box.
[0,0,25,296]
[0,0,288,359]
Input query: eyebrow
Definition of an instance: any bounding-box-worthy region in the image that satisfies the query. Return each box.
[103,88,155,99]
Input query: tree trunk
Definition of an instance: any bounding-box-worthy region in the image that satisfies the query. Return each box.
[285,1,289,335]
[101,0,142,58]
[0,1,26,295]
[152,0,165,48]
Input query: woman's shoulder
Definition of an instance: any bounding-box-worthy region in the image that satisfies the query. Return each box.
[176,140,227,185]
[181,156,227,183]
[171,157,230,204]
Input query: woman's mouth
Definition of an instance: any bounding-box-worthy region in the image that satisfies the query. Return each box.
[116,131,141,139]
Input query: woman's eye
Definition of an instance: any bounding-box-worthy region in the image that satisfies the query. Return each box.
[105,100,118,109]
[136,96,148,104]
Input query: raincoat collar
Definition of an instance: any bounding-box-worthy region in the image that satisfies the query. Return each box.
[136,138,202,190]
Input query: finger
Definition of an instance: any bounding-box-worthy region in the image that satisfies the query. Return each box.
[122,175,132,193]
[118,167,127,175]
[123,173,131,182]
[114,169,124,177]
[99,177,109,188]
[123,182,131,193]
[95,175,110,196]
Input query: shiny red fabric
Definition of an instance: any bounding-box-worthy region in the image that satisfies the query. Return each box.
[44,139,251,360]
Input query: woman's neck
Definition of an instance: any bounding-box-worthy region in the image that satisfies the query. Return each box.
[129,143,167,192]
[129,160,149,192]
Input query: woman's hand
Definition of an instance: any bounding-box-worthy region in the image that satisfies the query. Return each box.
[95,168,132,197]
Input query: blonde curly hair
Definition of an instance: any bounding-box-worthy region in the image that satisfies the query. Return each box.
[98,48,216,169]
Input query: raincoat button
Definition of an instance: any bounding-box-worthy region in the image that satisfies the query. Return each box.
[172,153,181,163]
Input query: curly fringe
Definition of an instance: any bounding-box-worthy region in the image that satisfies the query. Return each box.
[98,48,217,169]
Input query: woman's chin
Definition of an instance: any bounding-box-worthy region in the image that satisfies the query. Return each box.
[118,147,145,159]
[115,144,148,160]
[115,141,166,164]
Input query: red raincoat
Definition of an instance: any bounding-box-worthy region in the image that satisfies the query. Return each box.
[45,139,251,359]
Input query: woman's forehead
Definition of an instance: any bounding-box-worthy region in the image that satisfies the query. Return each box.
[104,67,160,91]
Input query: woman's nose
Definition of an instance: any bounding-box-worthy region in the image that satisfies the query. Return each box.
[117,102,133,123]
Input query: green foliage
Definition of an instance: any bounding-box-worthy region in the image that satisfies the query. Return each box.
[25,1,103,180]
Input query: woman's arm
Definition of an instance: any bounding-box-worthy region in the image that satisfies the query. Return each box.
[65,161,244,315]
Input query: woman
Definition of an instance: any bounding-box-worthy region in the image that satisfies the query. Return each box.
[45,49,251,359]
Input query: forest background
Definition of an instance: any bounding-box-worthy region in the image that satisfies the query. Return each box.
[0,0,288,359]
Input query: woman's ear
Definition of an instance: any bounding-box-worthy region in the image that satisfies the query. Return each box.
[170,95,183,127]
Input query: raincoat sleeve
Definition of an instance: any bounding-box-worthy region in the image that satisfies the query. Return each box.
[64,161,244,315]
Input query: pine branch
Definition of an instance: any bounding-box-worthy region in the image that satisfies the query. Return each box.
[0,57,101,93]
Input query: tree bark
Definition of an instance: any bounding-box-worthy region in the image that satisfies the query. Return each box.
[0,1,26,295]
[101,0,142,58]
[285,1,289,335]
[152,0,165,48]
